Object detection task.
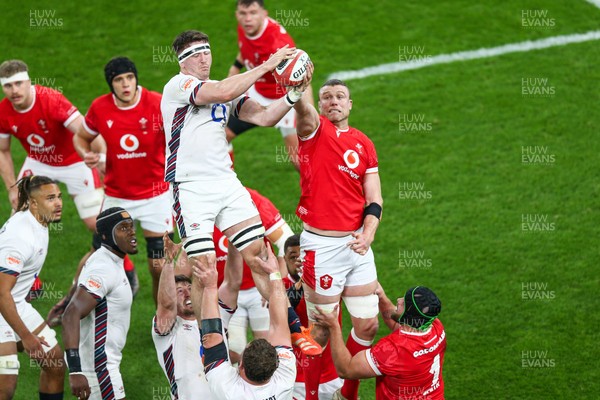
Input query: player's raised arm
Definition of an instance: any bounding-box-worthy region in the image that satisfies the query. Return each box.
[238,62,314,128]
[188,45,294,106]
[155,233,182,334]
[293,64,320,137]
[265,246,292,348]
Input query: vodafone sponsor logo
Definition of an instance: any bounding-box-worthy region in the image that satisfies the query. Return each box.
[217,235,229,253]
[27,133,45,147]
[337,149,360,179]
[338,165,359,179]
[117,134,147,159]
[120,134,140,151]
[343,149,360,169]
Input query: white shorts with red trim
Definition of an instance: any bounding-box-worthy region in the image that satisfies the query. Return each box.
[248,85,296,137]
[102,190,173,234]
[300,230,377,297]
[18,157,103,218]
[18,157,101,195]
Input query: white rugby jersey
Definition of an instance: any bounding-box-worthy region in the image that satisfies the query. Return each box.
[206,346,296,400]
[152,316,212,400]
[161,73,247,182]
[0,210,48,304]
[77,247,132,374]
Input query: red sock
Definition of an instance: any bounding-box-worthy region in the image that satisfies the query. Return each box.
[123,254,135,272]
[303,353,322,400]
[341,328,372,400]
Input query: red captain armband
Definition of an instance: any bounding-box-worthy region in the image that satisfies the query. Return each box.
[363,203,382,221]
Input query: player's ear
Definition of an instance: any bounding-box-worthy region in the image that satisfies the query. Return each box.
[348,99,353,110]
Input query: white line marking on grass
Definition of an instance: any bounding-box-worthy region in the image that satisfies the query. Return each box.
[584,0,600,10]
[328,31,600,81]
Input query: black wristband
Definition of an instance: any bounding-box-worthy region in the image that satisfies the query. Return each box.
[233,59,243,69]
[201,318,223,336]
[363,203,382,220]
[65,348,82,373]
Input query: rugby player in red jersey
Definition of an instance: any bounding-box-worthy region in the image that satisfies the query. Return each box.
[293,79,383,399]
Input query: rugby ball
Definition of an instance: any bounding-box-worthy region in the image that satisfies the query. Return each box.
[273,49,310,87]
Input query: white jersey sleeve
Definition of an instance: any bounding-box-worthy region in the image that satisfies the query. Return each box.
[0,211,48,304]
[78,258,118,300]
[161,74,238,183]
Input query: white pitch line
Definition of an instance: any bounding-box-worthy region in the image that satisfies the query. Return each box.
[328,30,600,81]
[584,0,600,9]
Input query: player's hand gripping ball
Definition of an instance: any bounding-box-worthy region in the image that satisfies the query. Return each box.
[273,49,311,87]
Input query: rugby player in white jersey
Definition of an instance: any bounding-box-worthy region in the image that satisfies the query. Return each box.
[151,233,243,400]
[62,207,138,400]
[0,175,66,399]
[192,244,296,399]
[161,30,319,355]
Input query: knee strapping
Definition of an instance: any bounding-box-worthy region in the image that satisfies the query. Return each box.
[343,294,379,319]
[0,355,20,375]
[229,224,265,251]
[184,233,215,257]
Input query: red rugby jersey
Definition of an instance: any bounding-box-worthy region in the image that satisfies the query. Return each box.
[237,17,295,99]
[367,319,446,400]
[83,87,167,200]
[296,116,378,231]
[0,85,82,166]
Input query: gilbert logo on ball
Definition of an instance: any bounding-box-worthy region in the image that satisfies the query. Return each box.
[273,49,310,87]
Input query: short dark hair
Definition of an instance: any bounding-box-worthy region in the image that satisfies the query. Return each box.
[321,79,350,96]
[15,175,57,211]
[172,30,210,56]
[284,234,300,253]
[237,0,264,7]
[242,338,278,383]
[175,275,192,285]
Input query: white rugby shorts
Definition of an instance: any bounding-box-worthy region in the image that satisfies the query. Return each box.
[300,230,377,296]
[18,157,102,218]
[229,287,270,332]
[172,177,259,239]
[102,190,173,234]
